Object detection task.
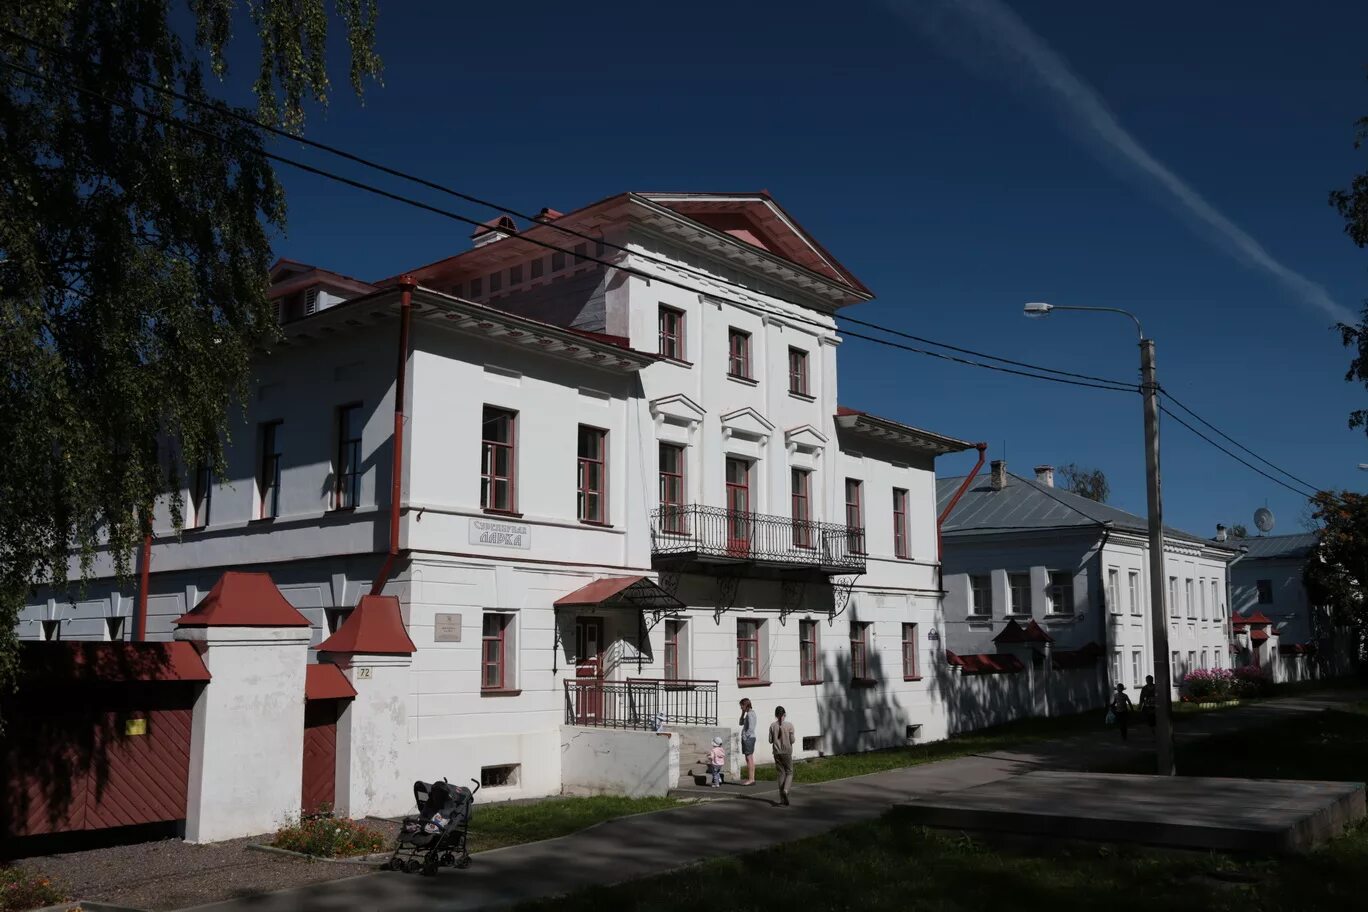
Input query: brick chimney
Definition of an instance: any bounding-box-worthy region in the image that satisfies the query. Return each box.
[990,460,1008,491]
[1034,465,1055,488]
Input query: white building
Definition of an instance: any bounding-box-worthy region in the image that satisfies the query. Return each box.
[1225,531,1355,681]
[937,461,1240,718]
[19,192,976,823]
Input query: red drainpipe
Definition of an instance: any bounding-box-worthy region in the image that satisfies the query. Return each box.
[371,277,417,596]
[135,532,151,641]
[937,443,988,561]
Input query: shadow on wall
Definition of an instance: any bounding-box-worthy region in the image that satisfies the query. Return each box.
[925,645,1108,737]
[1,641,200,851]
[813,605,906,755]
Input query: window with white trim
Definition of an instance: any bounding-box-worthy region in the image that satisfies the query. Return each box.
[1128,571,1141,616]
[1048,571,1074,615]
[970,575,992,616]
[1009,573,1031,615]
[1107,567,1120,614]
[481,613,516,692]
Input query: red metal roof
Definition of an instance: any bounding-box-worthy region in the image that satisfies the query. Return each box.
[1250,628,1270,642]
[316,594,417,655]
[1233,610,1274,626]
[993,619,1054,645]
[174,572,311,628]
[945,650,1025,675]
[553,576,683,610]
[306,663,358,700]
[18,641,211,683]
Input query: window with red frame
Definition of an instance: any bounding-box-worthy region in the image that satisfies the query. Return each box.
[658,306,685,361]
[664,619,682,680]
[481,406,517,512]
[902,623,919,679]
[799,620,820,684]
[892,487,909,559]
[850,621,872,681]
[658,443,687,534]
[788,347,809,395]
[335,403,363,510]
[482,613,511,690]
[737,618,762,683]
[258,420,282,520]
[577,425,607,523]
[727,328,752,379]
[791,468,813,549]
[844,478,865,554]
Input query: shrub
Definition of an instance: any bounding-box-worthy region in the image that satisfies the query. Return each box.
[272,811,387,859]
[1,866,68,912]
[1231,664,1274,698]
[1182,667,1236,703]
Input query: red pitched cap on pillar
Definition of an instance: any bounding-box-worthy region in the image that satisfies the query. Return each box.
[317,594,417,655]
[174,572,311,628]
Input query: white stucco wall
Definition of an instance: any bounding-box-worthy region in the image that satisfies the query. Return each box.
[176,625,311,843]
[560,726,678,797]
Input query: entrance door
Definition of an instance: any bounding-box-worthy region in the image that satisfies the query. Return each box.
[725,458,752,557]
[301,700,339,815]
[574,618,605,724]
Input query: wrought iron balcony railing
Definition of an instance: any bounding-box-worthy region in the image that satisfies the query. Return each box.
[563,678,719,729]
[650,504,866,573]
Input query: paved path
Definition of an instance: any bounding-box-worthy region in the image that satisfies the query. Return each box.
[181,692,1364,912]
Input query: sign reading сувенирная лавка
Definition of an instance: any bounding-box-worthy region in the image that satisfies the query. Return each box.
[469,517,531,549]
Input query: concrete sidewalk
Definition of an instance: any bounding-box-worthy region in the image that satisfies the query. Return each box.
[181,691,1364,912]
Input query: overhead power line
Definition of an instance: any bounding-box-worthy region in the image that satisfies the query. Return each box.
[1158,404,1319,500]
[0,55,1138,395]
[1160,389,1322,494]
[0,25,1137,392]
[1,45,1332,493]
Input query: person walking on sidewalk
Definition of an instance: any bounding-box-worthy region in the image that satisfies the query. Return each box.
[1110,683,1134,742]
[769,705,796,806]
[739,698,758,786]
[1138,675,1157,734]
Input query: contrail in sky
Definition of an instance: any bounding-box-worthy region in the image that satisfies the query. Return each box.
[886,0,1353,324]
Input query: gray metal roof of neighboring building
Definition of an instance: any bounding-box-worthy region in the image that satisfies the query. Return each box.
[1225,532,1319,560]
[936,472,1236,551]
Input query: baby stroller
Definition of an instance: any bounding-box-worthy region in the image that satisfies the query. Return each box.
[383,778,479,875]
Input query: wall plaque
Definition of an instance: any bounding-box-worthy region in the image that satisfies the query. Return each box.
[434,613,463,642]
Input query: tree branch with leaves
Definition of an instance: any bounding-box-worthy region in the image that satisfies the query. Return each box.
[0,0,381,694]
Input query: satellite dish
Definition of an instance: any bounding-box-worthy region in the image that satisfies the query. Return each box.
[1254,507,1275,535]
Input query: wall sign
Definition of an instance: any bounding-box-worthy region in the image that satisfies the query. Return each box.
[470,518,531,549]
[124,718,147,736]
[355,667,373,680]
[434,613,463,642]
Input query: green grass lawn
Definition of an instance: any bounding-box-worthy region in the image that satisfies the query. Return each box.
[522,705,1368,911]
[469,795,684,853]
[751,708,1109,783]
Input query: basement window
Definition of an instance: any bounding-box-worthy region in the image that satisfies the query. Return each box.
[801,735,822,752]
[481,764,520,788]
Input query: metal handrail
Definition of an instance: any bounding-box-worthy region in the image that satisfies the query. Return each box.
[564,677,719,729]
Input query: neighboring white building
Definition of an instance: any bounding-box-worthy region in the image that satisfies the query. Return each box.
[937,461,1239,715]
[1225,531,1356,681]
[18,192,976,818]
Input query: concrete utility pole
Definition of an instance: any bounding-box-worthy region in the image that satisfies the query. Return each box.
[1024,302,1175,776]
[1141,338,1175,775]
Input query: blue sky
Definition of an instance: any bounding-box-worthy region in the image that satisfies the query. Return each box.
[229,0,1368,537]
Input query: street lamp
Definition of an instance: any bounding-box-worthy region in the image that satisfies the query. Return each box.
[1023,301,1175,776]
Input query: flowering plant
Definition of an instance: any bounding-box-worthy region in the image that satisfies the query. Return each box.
[1182,667,1236,702]
[1,866,68,912]
[1231,664,1273,697]
[272,808,387,859]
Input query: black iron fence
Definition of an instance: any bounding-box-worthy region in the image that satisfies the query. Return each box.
[563,678,718,730]
[650,504,866,572]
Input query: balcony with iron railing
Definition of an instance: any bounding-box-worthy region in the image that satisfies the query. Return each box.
[649,504,866,575]
[563,678,719,729]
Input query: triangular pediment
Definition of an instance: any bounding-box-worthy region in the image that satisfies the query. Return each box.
[650,393,706,426]
[720,406,775,441]
[784,423,828,451]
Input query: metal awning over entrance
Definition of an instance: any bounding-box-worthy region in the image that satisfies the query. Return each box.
[554,576,683,612]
